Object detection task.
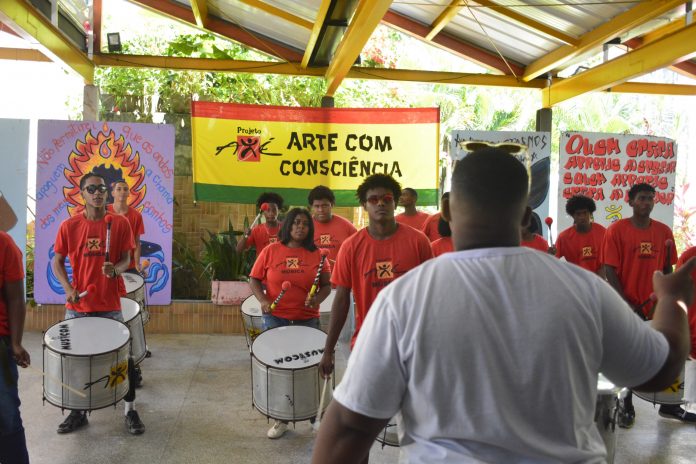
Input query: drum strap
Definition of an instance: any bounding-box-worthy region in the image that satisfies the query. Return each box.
[0,337,16,387]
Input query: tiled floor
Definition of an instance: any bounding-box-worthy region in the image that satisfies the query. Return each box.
[15,331,696,463]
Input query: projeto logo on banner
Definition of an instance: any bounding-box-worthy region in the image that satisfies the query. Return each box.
[191,103,440,206]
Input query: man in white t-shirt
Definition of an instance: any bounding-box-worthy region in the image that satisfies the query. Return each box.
[312,148,695,464]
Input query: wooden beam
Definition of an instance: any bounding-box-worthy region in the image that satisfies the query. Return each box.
[609,82,696,95]
[190,0,208,28]
[93,0,102,53]
[301,0,331,68]
[524,0,687,81]
[426,0,461,41]
[239,0,312,30]
[383,10,523,76]
[0,46,51,61]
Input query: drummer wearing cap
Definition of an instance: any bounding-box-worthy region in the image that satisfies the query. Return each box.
[249,207,331,439]
[0,231,30,464]
[52,172,145,435]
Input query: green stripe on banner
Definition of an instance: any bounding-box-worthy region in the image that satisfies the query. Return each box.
[194,183,438,207]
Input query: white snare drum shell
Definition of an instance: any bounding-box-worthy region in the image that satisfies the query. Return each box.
[318,289,336,333]
[43,318,131,410]
[121,297,147,365]
[251,326,331,421]
[241,295,265,348]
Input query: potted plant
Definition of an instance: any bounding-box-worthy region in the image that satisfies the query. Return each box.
[201,221,254,305]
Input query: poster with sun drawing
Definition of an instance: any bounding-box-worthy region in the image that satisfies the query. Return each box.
[34,121,174,305]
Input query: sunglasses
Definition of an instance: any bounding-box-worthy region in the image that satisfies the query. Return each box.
[459,141,527,155]
[83,184,108,194]
[366,194,394,205]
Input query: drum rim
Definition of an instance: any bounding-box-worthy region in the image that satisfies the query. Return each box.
[120,297,142,323]
[250,326,326,371]
[121,271,145,285]
[43,319,132,357]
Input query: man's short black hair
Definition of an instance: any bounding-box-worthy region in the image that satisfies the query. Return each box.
[256,192,284,210]
[356,174,402,204]
[279,208,316,251]
[628,183,655,201]
[80,172,107,190]
[451,148,528,215]
[402,187,418,199]
[565,195,596,216]
[308,186,335,205]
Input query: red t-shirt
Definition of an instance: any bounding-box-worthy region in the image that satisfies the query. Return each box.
[246,222,281,254]
[677,247,696,358]
[107,204,144,270]
[420,213,442,242]
[431,237,454,257]
[313,214,357,264]
[331,224,433,346]
[0,232,24,336]
[396,211,430,231]
[521,234,549,252]
[249,243,331,321]
[555,223,606,273]
[603,218,677,317]
[54,213,134,312]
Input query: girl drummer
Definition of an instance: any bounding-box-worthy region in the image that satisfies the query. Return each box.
[249,207,332,439]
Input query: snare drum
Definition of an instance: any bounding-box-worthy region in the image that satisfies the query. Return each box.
[595,374,620,464]
[122,272,148,324]
[634,323,685,405]
[121,297,147,365]
[251,326,332,422]
[241,295,265,349]
[319,289,336,333]
[43,317,131,411]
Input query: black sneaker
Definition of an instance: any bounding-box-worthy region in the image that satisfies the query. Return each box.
[126,410,145,435]
[145,350,152,358]
[617,404,635,429]
[57,410,88,434]
[658,405,696,423]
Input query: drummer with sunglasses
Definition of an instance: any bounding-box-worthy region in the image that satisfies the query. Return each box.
[52,172,146,435]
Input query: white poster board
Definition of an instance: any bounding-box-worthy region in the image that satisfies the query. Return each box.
[450,130,552,238]
[557,131,676,233]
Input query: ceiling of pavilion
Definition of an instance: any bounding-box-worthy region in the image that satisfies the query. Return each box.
[1,0,696,107]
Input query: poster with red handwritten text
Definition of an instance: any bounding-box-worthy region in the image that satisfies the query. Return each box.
[34,120,174,305]
[557,131,676,233]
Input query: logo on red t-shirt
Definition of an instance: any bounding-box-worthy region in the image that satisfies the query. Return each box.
[86,237,101,251]
[582,246,593,258]
[286,257,299,269]
[320,234,332,245]
[376,261,394,279]
[640,242,653,255]
[269,237,278,244]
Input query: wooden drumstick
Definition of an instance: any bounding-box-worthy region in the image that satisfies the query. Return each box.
[75,284,96,302]
[313,373,331,431]
[269,281,291,311]
[308,249,329,300]
[104,215,113,262]
[27,365,87,398]
[248,202,269,233]
[544,216,554,247]
[664,239,673,275]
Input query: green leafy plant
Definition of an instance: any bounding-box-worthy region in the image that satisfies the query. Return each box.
[201,221,251,281]
[172,232,208,299]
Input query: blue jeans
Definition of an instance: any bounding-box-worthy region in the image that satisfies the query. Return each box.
[64,309,124,322]
[0,340,29,464]
[263,315,320,331]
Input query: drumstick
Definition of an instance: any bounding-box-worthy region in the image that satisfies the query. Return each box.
[269,281,291,311]
[544,216,554,247]
[249,203,269,231]
[308,249,329,300]
[313,374,331,431]
[665,239,673,275]
[637,292,657,320]
[75,284,96,302]
[26,365,87,398]
[104,215,113,262]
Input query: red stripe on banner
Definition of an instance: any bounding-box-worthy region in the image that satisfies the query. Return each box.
[191,102,440,124]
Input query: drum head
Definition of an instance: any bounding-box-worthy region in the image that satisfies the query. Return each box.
[44,318,130,356]
[122,272,144,293]
[120,297,141,322]
[319,289,336,315]
[252,326,326,369]
[241,294,262,317]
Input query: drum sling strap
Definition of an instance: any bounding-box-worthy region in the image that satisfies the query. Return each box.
[0,337,16,387]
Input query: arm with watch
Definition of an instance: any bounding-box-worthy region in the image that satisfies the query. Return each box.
[103,249,131,279]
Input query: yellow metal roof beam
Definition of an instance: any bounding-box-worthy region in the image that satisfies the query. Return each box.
[473,0,579,46]
[609,82,696,96]
[240,0,312,30]
[0,0,94,83]
[425,0,461,41]
[542,22,696,107]
[301,0,331,69]
[0,46,50,61]
[190,0,208,28]
[92,53,547,88]
[325,0,393,96]
[638,16,686,45]
[524,0,685,82]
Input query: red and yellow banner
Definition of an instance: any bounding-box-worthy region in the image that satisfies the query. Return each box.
[192,102,440,206]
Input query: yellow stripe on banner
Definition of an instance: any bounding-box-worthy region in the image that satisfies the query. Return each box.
[192,117,439,193]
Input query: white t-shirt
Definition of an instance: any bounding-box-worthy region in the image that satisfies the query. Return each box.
[333,247,668,463]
